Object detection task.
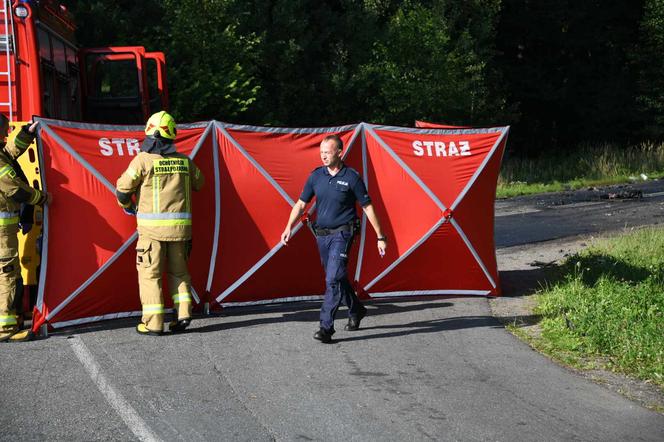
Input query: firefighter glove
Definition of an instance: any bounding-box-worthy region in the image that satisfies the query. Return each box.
[123,205,137,216]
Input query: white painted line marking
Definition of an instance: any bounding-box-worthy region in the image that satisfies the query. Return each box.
[69,336,162,442]
[495,207,541,217]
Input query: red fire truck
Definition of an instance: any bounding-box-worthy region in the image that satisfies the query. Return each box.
[0,0,168,123]
[0,0,169,314]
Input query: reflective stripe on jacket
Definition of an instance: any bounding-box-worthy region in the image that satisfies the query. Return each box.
[116,151,204,241]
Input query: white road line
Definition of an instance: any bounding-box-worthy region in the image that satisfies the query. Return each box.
[495,207,541,217]
[69,336,162,442]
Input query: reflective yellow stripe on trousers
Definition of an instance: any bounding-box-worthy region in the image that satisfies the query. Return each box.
[142,304,165,315]
[172,293,191,304]
[0,315,18,326]
[0,211,19,225]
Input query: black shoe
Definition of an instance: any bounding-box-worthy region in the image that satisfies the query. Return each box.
[313,328,333,343]
[169,318,191,333]
[345,304,367,331]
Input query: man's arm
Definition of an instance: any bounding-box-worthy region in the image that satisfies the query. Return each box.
[362,203,387,256]
[280,199,307,245]
[115,156,143,212]
[0,164,49,206]
[0,121,49,206]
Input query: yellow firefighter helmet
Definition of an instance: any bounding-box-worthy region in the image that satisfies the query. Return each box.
[145,111,177,140]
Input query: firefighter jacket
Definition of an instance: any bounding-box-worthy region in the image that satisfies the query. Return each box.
[0,127,47,235]
[116,151,204,241]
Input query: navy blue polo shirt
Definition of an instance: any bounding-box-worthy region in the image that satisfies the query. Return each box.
[299,164,371,228]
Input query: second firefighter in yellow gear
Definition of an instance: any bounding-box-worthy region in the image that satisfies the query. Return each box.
[0,117,49,342]
[115,111,204,335]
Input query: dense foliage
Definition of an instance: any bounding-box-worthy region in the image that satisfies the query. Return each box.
[63,1,663,154]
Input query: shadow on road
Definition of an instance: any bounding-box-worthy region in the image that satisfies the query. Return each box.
[333,315,503,343]
[499,250,650,300]
[191,300,458,335]
[52,298,495,338]
[499,267,554,298]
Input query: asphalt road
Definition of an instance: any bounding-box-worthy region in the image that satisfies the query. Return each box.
[495,179,664,247]
[2,181,664,441]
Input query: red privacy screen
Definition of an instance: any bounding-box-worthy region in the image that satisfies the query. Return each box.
[33,118,508,330]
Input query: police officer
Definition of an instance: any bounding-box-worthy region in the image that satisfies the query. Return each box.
[280,134,387,343]
[0,116,50,342]
[116,111,204,336]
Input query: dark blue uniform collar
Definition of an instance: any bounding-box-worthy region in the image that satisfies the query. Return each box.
[322,162,347,177]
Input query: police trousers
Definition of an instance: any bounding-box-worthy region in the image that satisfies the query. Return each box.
[0,227,19,332]
[316,230,363,332]
[136,235,193,332]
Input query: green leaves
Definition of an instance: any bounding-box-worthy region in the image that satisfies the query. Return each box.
[63,0,661,151]
[636,0,664,137]
[65,0,506,126]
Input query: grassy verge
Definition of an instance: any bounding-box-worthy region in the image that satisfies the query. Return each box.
[530,227,664,387]
[497,141,664,198]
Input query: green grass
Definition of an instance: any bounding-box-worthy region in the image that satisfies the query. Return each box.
[533,227,664,386]
[497,141,664,198]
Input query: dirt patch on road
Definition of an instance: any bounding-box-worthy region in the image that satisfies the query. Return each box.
[491,235,664,414]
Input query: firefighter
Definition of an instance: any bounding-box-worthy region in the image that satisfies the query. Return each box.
[115,111,204,336]
[0,115,50,342]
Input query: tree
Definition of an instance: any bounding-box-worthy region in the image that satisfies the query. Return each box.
[65,0,261,122]
[495,0,645,154]
[636,0,664,138]
[62,0,163,47]
[159,0,261,122]
[354,0,505,126]
[235,0,383,125]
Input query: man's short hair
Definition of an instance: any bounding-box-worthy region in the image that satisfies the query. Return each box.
[322,134,343,151]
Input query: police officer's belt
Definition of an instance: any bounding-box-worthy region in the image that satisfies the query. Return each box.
[314,224,351,236]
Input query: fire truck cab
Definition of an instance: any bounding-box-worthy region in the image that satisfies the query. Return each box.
[0,0,168,123]
[0,0,169,313]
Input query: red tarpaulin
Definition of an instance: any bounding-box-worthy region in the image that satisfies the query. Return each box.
[33,118,508,330]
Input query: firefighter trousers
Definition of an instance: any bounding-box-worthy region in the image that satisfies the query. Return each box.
[0,228,19,333]
[136,235,193,332]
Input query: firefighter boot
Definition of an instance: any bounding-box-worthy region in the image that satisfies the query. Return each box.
[0,330,14,342]
[8,328,33,342]
[136,323,163,336]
